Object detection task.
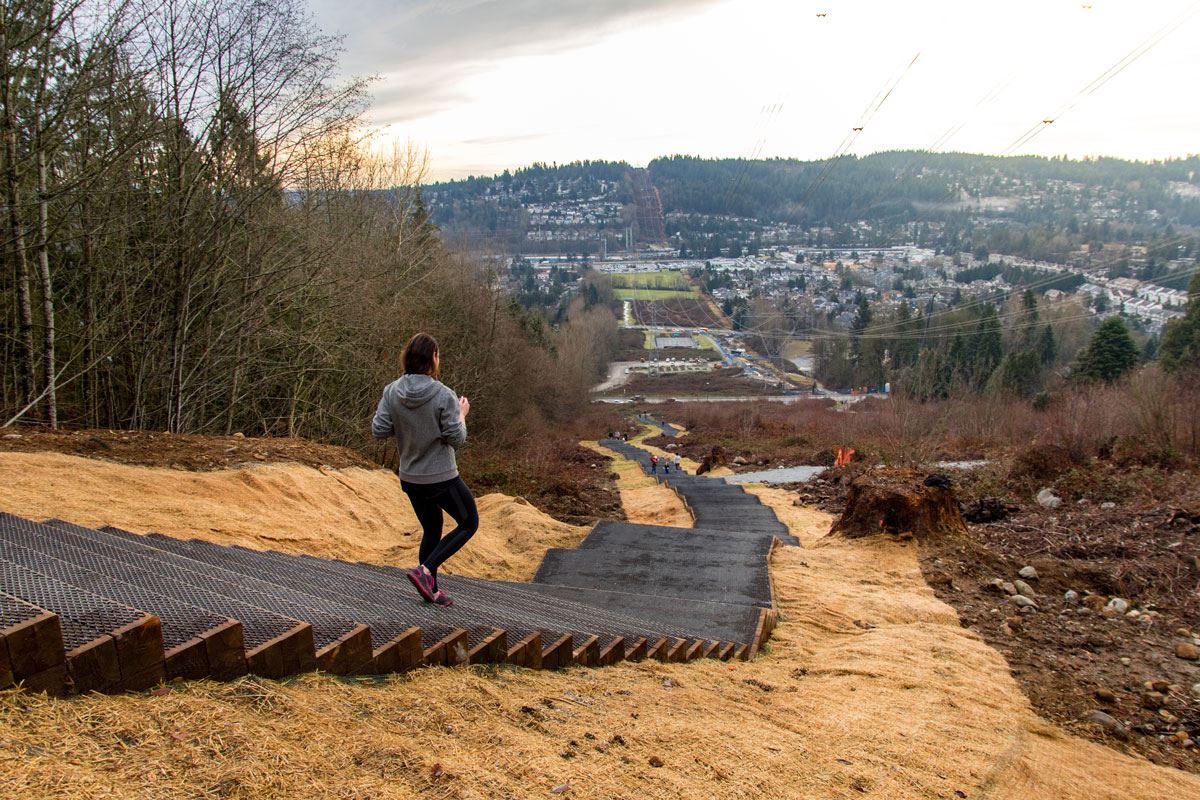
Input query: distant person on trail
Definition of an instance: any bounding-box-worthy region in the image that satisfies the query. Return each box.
[674,453,683,473]
[650,454,658,474]
[372,332,475,608]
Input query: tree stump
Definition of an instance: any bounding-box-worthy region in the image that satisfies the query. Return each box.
[696,446,728,476]
[830,468,968,539]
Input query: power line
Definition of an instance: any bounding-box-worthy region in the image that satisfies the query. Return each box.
[1002,1,1200,155]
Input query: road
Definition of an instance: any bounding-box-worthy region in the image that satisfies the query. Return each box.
[593,361,641,393]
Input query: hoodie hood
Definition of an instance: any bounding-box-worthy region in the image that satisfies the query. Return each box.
[392,374,440,409]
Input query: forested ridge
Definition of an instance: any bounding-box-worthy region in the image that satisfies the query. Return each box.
[427,151,1200,226]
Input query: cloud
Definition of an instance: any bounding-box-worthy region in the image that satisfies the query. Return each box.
[460,132,546,146]
[311,0,720,119]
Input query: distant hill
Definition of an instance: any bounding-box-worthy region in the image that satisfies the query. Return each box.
[426,151,1200,229]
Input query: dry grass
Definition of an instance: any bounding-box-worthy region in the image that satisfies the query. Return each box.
[664,371,1200,468]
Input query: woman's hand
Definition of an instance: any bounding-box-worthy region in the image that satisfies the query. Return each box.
[459,396,470,420]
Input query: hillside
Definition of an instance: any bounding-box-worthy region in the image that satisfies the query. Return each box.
[1,433,1198,797]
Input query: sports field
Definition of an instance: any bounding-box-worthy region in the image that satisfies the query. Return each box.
[609,271,692,290]
[613,287,698,300]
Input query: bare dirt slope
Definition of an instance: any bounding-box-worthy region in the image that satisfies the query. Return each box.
[2,452,1196,798]
[0,452,586,582]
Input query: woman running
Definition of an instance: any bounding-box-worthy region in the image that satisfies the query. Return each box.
[372,332,477,607]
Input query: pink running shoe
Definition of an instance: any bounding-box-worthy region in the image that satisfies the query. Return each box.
[406,567,435,602]
[431,590,454,607]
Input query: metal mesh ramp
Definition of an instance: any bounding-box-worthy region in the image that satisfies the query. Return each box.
[1,434,788,694]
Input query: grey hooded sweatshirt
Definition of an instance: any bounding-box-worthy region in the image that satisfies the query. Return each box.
[372,374,467,484]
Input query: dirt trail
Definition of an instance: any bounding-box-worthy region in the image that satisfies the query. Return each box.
[0,452,586,582]
[1,452,1196,797]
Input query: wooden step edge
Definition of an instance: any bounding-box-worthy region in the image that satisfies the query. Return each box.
[700,640,720,659]
[423,629,469,668]
[506,632,542,669]
[749,607,770,660]
[66,634,122,694]
[667,638,689,663]
[19,663,68,696]
[598,636,626,666]
[733,644,750,662]
[163,620,248,682]
[111,615,166,691]
[541,634,573,670]
[684,639,705,661]
[316,624,374,675]
[164,637,211,682]
[201,620,247,680]
[246,622,315,679]
[717,642,736,661]
[1,610,64,687]
[646,638,669,662]
[0,637,11,689]
[367,627,423,674]
[468,629,508,665]
[625,637,648,662]
[572,635,601,667]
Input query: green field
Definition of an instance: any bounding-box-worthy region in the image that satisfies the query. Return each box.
[609,271,693,291]
[614,287,700,301]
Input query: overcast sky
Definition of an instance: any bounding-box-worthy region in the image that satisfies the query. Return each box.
[309,0,1200,180]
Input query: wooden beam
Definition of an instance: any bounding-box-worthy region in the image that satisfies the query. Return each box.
[749,608,770,660]
[598,636,626,666]
[506,632,542,670]
[625,637,647,662]
[733,644,749,662]
[368,627,423,674]
[667,638,688,663]
[111,614,165,691]
[469,629,508,665]
[201,620,247,680]
[700,640,720,659]
[164,637,209,681]
[646,638,669,662]
[572,635,600,667]
[424,629,469,667]
[66,635,122,694]
[717,642,735,661]
[20,663,67,696]
[247,622,314,679]
[445,630,470,666]
[1,610,64,688]
[541,634,573,670]
[684,639,705,661]
[316,624,374,675]
[0,637,11,689]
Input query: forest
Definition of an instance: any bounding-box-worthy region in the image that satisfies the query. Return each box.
[0,0,617,458]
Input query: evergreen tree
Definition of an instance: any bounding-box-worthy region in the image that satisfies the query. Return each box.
[1159,272,1200,373]
[1074,317,1140,383]
[970,306,1003,389]
[1037,325,1057,364]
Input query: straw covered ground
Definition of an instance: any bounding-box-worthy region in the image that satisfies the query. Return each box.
[582,440,691,527]
[2,449,1197,798]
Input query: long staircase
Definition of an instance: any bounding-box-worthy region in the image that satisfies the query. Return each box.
[0,440,794,695]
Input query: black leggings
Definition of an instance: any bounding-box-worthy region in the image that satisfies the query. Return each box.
[401,476,479,589]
